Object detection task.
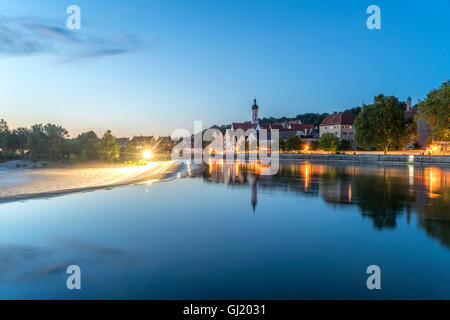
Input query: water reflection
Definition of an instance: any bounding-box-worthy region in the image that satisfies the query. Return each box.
[195,160,450,247]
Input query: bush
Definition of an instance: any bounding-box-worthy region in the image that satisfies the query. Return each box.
[68,153,79,165]
[285,136,303,151]
[310,140,320,151]
[338,139,352,151]
[124,160,147,166]
[319,133,339,151]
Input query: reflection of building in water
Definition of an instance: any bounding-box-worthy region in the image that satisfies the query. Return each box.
[249,173,257,212]
[199,161,449,241]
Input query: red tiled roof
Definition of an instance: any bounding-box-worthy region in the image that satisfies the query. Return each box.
[231,123,258,131]
[270,124,285,130]
[320,113,357,126]
[290,124,314,131]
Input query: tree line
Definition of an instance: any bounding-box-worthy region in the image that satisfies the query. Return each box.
[0,122,174,163]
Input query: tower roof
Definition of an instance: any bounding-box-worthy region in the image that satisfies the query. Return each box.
[252,98,258,110]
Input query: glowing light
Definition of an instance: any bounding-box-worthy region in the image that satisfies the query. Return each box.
[143,151,152,159]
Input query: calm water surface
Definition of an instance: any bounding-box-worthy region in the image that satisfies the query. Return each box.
[0,161,449,299]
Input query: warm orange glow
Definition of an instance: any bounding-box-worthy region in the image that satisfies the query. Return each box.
[425,142,450,155]
[425,167,442,198]
[143,151,152,159]
[303,162,311,191]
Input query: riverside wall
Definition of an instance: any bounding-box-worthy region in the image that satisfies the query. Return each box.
[279,153,450,166]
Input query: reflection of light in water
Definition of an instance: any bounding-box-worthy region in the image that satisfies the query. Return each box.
[425,167,442,198]
[304,163,310,192]
[408,164,414,186]
[348,184,352,202]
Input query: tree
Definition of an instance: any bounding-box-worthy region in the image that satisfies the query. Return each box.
[0,119,10,151]
[343,106,362,114]
[285,135,303,151]
[338,139,352,151]
[27,124,48,161]
[319,133,339,151]
[75,131,100,161]
[278,137,286,152]
[296,113,329,126]
[44,124,69,160]
[310,140,320,151]
[418,81,450,141]
[7,128,29,155]
[354,94,417,154]
[99,130,120,162]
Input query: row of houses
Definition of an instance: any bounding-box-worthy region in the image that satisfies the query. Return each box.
[118,98,429,153]
[115,135,174,151]
[231,97,429,149]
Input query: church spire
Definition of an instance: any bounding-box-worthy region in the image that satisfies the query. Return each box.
[251,98,259,124]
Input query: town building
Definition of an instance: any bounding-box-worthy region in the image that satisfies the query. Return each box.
[231,99,316,140]
[115,137,130,148]
[129,136,156,150]
[319,112,357,145]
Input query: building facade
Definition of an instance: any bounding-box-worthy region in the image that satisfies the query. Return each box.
[319,112,357,145]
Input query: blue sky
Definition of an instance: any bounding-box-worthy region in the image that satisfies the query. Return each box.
[1,0,449,137]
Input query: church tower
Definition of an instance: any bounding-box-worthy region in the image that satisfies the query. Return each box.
[251,98,259,124]
[406,97,412,111]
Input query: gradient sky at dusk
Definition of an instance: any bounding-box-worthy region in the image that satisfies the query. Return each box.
[1,0,449,137]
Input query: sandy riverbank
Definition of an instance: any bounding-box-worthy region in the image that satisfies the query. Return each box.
[0,160,189,201]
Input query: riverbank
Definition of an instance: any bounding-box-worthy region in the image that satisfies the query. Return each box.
[280,153,450,166]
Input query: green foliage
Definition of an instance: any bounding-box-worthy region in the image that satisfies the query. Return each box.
[338,139,352,151]
[310,140,320,151]
[354,94,417,154]
[257,113,329,126]
[285,135,303,151]
[75,131,101,161]
[68,153,79,165]
[278,137,286,151]
[99,130,121,162]
[418,81,450,141]
[0,119,10,151]
[44,124,69,161]
[319,133,339,151]
[27,124,48,160]
[8,128,29,155]
[343,106,362,114]
[295,113,329,126]
[124,160,147,166]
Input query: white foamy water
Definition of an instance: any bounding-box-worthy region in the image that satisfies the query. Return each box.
[0,161,182,199]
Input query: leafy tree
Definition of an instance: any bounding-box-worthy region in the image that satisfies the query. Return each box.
[99,130,120,162]
[343,106,362,114]
[296,113,329,126]
[278,137,286,152]
[27,124,48,160]
[76,131,100,161]
[354,94,417,154]
[7,128,29,155]
[44,124,69,160]
[338,139,352,151]
[310,140,320,151]
[0,119,10,151]
[285,135,303,151]
[319,133,339,151]
[418,81,450,141]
